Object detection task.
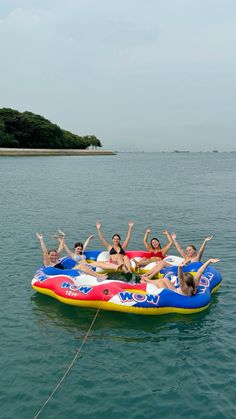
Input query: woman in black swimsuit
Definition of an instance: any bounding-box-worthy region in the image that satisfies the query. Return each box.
[96,221,134,273]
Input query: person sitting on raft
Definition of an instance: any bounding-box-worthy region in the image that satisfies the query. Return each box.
[36,232,108,280]
[141,258,220,296]
[96,221,134,273]
[140,233,213,280]
[133,228,173,270]
[56,230,124,272]
[36,232,65,269]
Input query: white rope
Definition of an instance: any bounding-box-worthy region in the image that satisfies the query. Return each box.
[34,306,101,419]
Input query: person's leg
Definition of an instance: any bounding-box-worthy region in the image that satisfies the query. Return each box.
[136,257,162,268]
[74,262,108,279]
[140,260,168,279]
[92,261,123,271]
[135,257,149,268]
[141,277,175,291]
[123,255,132,273]
[155,277,176,290]
[111,254,129,273]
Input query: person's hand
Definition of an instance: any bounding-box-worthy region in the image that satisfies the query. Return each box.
[128,221,134,228]
[146,228,151,234]
[96,221,101,229]
[180,260,188,267]
[52,234,59,239]
[204,235,213,242]
[171,232,177,240]
[58,229,65,238]
[88,235,94,240]
[162,230,168,236]
[209,258,220,264]
[36,232,43,240]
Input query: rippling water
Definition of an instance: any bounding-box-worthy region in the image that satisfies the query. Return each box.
[0,152,235,419]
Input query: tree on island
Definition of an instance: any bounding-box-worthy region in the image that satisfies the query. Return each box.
[0,108,102,149]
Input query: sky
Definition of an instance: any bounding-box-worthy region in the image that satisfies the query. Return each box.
[0,0,235,151]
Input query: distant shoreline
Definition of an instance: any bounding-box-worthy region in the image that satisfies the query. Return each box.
[0,148,116,156]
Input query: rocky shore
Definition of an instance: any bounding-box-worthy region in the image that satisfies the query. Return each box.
[0,148,116,156]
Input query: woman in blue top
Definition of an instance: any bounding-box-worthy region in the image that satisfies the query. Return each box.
[36,233,108,280]
[57,230,124,272]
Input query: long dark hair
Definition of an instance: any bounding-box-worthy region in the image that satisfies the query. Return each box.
[150,237,162,249]
[183,272,196,295]
[187,245,197,252]
[112,234,121,240]
[74,242,84,249]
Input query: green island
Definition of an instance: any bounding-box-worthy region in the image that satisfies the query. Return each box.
[0,108,115,156]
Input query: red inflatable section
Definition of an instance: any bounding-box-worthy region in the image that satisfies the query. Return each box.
[125,250,151,258]
[33,274,148,302]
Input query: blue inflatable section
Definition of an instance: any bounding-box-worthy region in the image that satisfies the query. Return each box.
[41,266,80,277]
[162,262,222,293]
[59,252,102,269]
[59,256,77,269]
[84,250,101,261]
[121,262,222,310]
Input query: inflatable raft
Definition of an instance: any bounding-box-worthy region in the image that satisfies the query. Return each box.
[59,250,185,273]
[32,259,222,315]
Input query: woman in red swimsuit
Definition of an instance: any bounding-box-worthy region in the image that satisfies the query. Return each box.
[134,228,173,270]
[96,221,134,273]
[140,233,213,280]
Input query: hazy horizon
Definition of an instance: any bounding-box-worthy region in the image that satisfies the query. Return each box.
[0,0,235,152]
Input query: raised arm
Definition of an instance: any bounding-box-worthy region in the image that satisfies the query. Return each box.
[161,230,173,254]
[178,264,188,293]
[62,241,75,259]
[171,233,186,258]
[143,228,152,251]
[36,232,50,266]
[96,222,111,249]
[122,221,134,249]
[194,258,220,289]
[57,231,65,255]
[53,230,66,255]
[196,236,213,261]
[83,235,94,251]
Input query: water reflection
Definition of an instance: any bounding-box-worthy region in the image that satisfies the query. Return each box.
[31,292,220,343]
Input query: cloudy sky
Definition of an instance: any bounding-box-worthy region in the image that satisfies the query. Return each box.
[0,0,235,151]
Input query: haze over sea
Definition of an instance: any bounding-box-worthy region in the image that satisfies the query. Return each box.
[0,152,235,419]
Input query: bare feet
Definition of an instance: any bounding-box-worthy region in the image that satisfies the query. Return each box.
[133,260,139,271]
[115,263,124,271]
[140,274,150,279]
[141,277,152,284]
[97,274,108,280]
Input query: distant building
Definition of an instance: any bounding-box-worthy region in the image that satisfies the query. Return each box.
[173,150,190,153]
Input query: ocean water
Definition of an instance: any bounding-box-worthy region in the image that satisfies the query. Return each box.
[0,152,235,419]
